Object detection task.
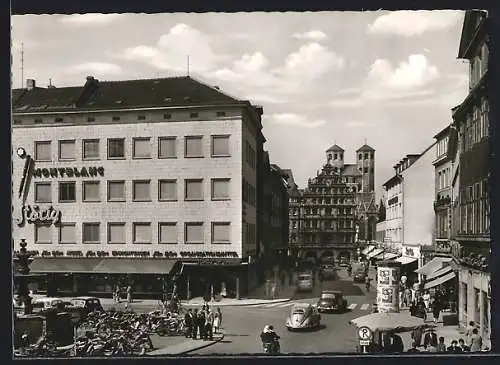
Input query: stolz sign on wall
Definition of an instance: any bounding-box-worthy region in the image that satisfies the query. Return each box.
[16,205,61,227]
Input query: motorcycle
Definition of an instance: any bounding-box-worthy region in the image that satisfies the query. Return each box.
[263,339,280,354]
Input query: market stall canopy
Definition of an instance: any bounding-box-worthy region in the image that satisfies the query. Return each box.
[424,272,456,290]
[349,312,433,333]
[373,252,399,260]
[361,245,375,255]
[393,256,417,265]
[30,258,102,273]
[414,257,452,276]
[426,265,453,281]
[366,248,384,259]
[92,258,178,274]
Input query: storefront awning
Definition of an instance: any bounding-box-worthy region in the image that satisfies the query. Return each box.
[426,265,453,281]
[93,259,178,274]
[30,258,102,273]
[361,245,375,255]
[374,252,400,260]
[393,256,418,265]
[424,272,456,290]
[366,248,384,259]
[414,257,453,276]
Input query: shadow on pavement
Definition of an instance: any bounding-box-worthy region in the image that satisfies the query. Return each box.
[287,324,327,333]
[223,333,250,337]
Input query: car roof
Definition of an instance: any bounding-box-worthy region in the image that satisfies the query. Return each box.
[321,290,342,294]
[291,303,312,310]
[72,296,97,300]
[34,297,63,302]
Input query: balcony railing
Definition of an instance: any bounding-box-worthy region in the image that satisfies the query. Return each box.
[434,196,451,209]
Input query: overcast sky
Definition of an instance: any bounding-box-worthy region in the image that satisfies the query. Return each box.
[11,11,468,200]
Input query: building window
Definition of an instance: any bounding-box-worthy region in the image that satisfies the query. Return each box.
[212,222,230,244]
[211,135,230,157]
[108,138,125,159]
[59,182,76,202]
[35,224,51,243]
[185,222,204,244]
[35,182,51,203]
[35,141,51,161]
[159,179,177,201]
[185,179,203,200]
[133,180,151,201]
[108,181,125,201]
[59,223,76,244]
[108,223,126,244]
[83,223,100,244]
[59,140,75,161]
[158,137,177,158]
[137,115,146,120]
[216,111,226,117]
[159,223,177,244]
[83,181,100,202]
[83,139,100,160]
[163,113,172,120]
[133,223,151,244]
[133,137,151,159]
[211,178,230,200]
[189,112,199,118]
[185,136,203,158]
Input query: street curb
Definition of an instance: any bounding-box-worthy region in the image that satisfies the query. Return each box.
[182,298,292,307]
[147,333,225,356]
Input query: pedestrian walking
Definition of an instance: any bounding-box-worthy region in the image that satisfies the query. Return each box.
[436,337,447,352]
[422,291,431,312]
[205,309,214,341]
[469,328,483,352]
[126,285,133,304]
[192,309,199,339]
[465,321,476,345]
[364,276,370,292]
[113,285,120,303]
[198,308,206,340]
[416,298,427,320]
[184,309,193,338]
[431,299,441,324]
[404,288,411,308]
[213,307,221,334]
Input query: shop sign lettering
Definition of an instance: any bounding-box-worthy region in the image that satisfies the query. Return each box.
[33,166,104,178]
[16,205,61,226]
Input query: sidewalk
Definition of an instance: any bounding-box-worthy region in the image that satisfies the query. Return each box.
[147,333,224,355]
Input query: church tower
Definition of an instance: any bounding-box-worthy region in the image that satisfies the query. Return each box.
[356,143,375,192]
[326,144,344,172]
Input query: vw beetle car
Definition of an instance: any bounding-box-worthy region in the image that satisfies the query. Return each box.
[353,268,367,283]
[296,272,314,292]
[285,303,321,331]
[319,264,336,280]
[316,290,348,313]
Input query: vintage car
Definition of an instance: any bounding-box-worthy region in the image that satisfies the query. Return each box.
[285,303,321,331]
[32,297,65,312]
[338,257,349,267]
[296,273,314,292]
[319,264,336,280]
[353,268,367,283]
[316,290,348,313]
[70,296,104,316]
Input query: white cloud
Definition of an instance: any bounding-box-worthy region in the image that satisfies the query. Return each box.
[234,52,269,72]
[121,23,219,73]
[368,10,462,37]
[293,30,328,41]
[268,113,326,128]
[67,62,123,75]
[60,14,126,26]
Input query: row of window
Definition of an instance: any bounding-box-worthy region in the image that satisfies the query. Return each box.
[459,179,489,235]
[32,135,232,162]
[436,136,449,158]
[34,178,231,203]
[436,210,450,238]
[462,99,489,153]
[437,167,452,191]
[244,141,256,168]
[242,179,256,206]
[291,207,354,216]
[35,221,233,245]
[469,41,488,90]
[291,220,354,229]
[386,204,402,221]
[16,110,229,125]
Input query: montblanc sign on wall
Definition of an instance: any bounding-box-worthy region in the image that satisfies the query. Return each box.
[33,166,105,178]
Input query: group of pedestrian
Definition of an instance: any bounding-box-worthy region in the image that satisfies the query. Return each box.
[113,284,133,304]
[408,321,485,353]
[408,290,443,323]
[183,305,222,341]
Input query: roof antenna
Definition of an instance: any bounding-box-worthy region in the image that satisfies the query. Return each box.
[364,137,367,145]
[21,42,24,89]
[49,78,52,87]
[187,55,190,77]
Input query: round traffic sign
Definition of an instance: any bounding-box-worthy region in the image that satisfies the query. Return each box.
[358,326,372,340]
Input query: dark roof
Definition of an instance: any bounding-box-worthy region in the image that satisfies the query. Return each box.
[383,174,403,188]
[326,144,344,152]
[458,10,487,59]
[12,76,243,113]
[356,144,375,152]
[342,164,361,176]
[434,125,451,140]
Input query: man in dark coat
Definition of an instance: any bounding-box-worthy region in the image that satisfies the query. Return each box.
[184,309,193,338]
[447,340,463,353]
[423,328,438,348]
[192,309,199,339]
[198,309,206,340]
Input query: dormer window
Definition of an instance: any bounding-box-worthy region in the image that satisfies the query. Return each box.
[359,153,363,160]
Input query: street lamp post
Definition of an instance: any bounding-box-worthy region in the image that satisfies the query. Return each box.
[13,239,34,315]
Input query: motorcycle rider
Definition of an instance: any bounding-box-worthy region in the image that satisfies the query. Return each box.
[260,325,280,353]
[347,264,352,276]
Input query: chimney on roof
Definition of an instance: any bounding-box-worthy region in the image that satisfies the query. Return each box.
[26,79,35,90]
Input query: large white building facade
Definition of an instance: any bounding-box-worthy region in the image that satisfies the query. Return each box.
[12,76,265,299]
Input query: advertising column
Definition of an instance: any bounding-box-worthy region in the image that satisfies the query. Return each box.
[376,260,402,313]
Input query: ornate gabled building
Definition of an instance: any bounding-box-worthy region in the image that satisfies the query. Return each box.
[289,143,376,264]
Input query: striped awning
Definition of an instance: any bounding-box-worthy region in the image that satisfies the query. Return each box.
[415,257,453,276]
[426,265,453,281]
[361,245,375,255]
[366,248,384,259]
[394,256,418,265]
[424,272,456,290]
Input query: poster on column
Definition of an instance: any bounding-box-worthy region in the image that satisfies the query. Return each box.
[376,263,401,313]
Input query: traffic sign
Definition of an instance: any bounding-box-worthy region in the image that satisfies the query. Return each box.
[357,326,373,341]
[359,340,371,346]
